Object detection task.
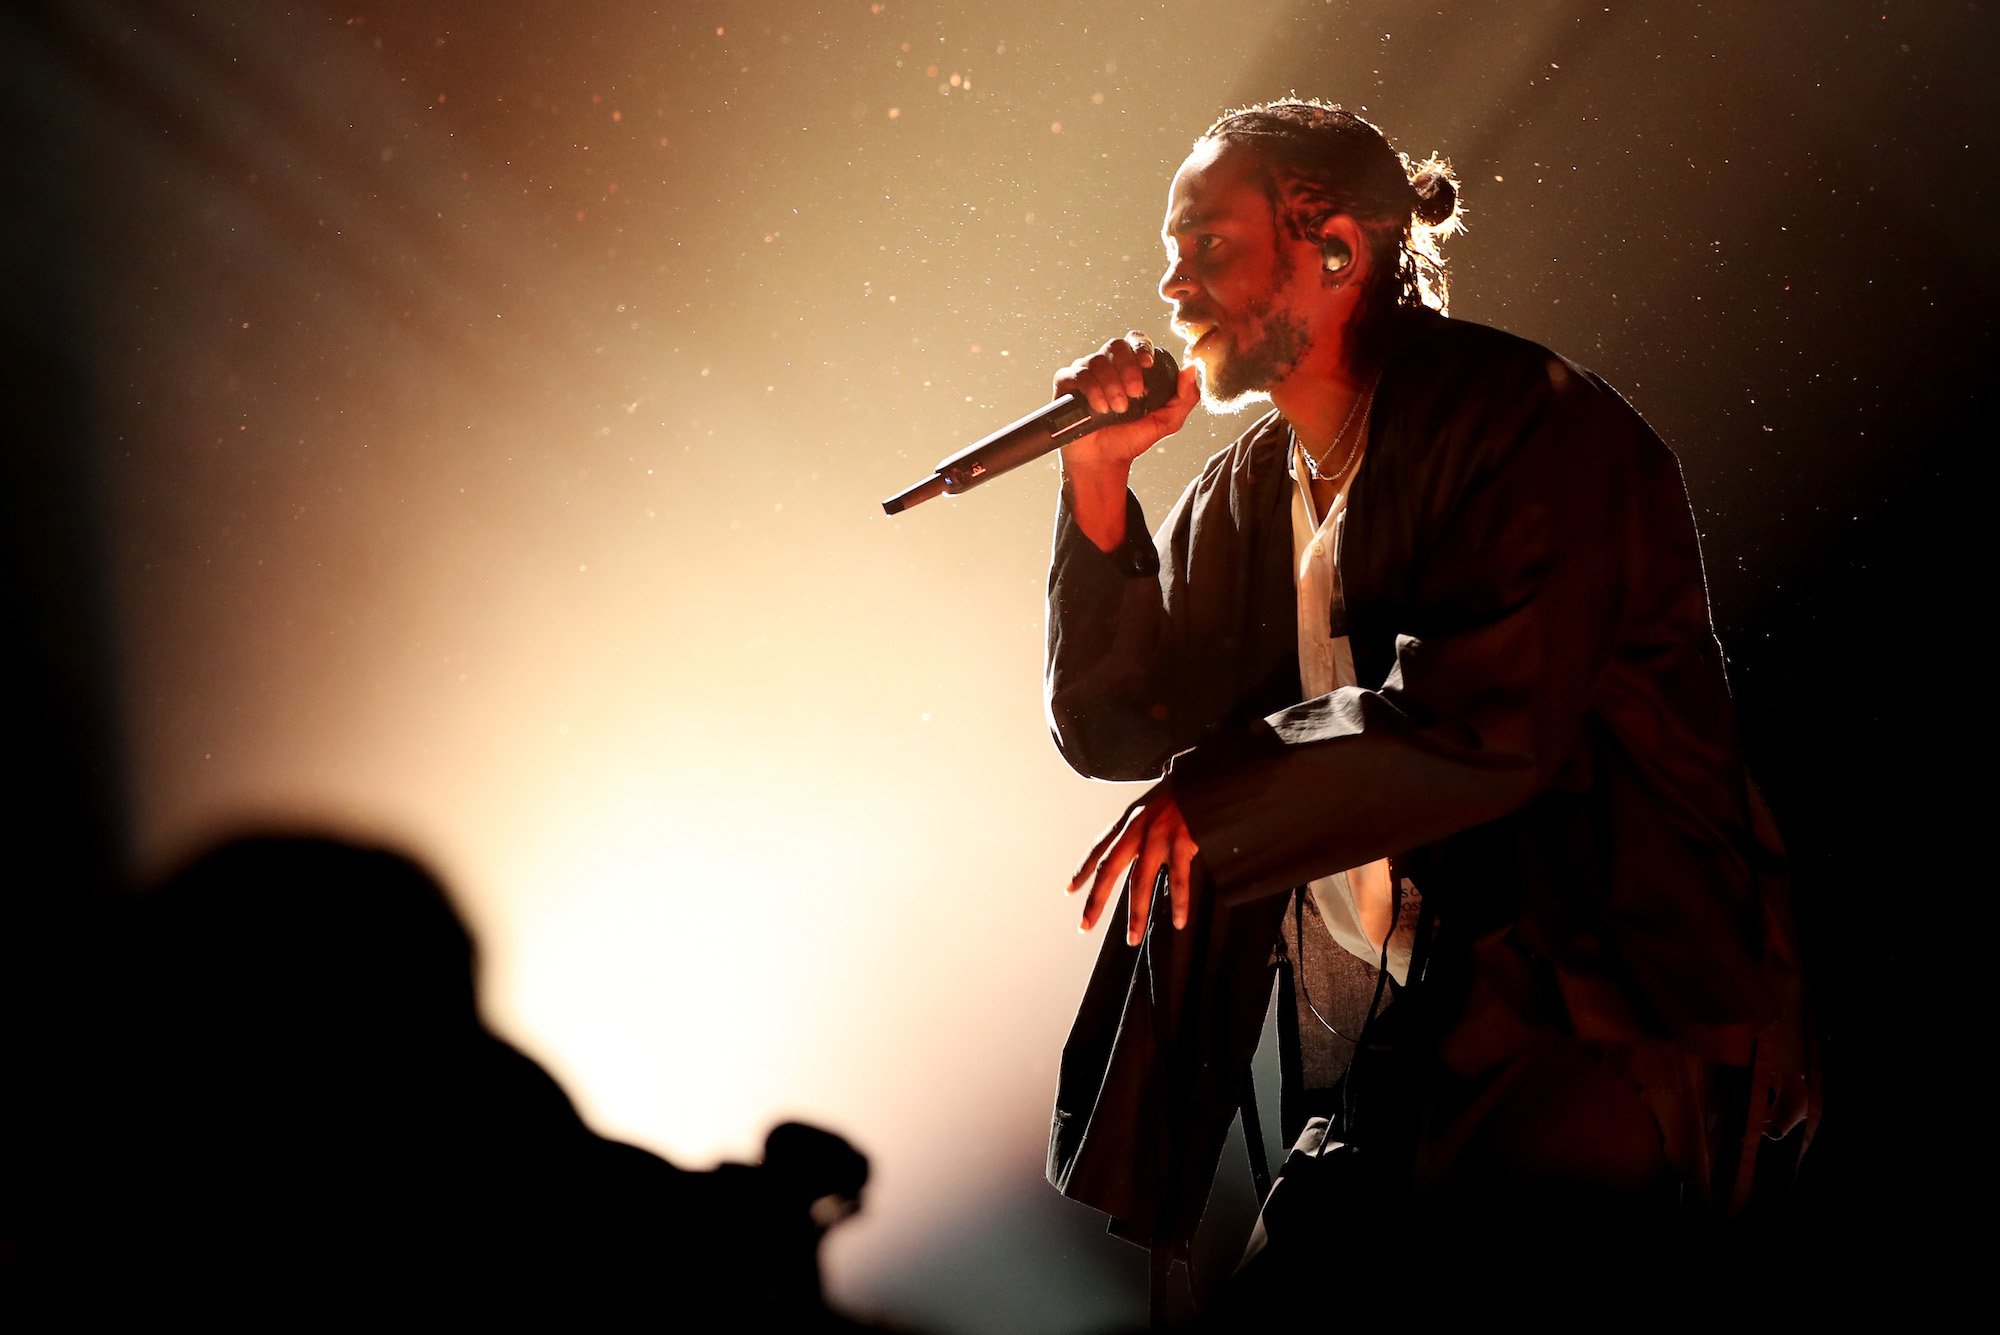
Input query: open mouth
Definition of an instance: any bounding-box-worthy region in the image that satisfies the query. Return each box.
[1175,320,1219,350]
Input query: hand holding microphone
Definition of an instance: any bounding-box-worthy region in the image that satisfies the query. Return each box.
[881,332,1199,518]
[1051,333,1201,551]
[1050,332,1201,478]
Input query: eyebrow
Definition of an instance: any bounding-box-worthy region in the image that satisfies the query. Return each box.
[1162,205,1233,240]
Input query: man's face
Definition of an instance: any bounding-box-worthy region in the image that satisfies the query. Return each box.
[1159,140,1319,408]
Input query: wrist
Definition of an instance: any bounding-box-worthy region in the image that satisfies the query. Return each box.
[1058,446,1130,488]
[1060,456,1132,553]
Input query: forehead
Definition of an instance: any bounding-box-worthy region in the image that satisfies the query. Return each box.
[1161,139,1272,239]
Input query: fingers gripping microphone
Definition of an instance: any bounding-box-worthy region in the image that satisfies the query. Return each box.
[881,349,1180,515]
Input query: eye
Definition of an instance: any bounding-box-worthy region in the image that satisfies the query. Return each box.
[1196,234,1222,254]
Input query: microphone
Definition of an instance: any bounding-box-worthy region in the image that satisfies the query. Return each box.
[881,349,1180,515]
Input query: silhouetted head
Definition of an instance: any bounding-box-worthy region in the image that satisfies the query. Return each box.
[132,833,481,1061]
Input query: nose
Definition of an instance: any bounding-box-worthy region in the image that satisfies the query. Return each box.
[1160,259,1197,303]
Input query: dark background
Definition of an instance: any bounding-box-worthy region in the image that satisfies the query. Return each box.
[6,0,1990,1324]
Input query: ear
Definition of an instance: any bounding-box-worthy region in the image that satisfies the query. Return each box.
[1315,215,1368,285]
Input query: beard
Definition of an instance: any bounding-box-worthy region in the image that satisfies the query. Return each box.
[1200,307,1311,409]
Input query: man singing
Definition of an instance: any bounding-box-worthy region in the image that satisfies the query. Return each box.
[1041,100,1815,1305]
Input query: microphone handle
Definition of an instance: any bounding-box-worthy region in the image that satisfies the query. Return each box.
[882,349,1179,515]
[937,395,1095,495]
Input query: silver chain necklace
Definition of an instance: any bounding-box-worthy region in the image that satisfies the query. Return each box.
[1299,365,1386,483]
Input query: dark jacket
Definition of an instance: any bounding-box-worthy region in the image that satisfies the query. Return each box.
[1043,311,1814,1248]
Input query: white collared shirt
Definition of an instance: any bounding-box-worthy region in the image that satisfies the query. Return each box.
[1288,432,1423,984]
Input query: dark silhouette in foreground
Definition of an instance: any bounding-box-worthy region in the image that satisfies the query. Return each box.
[50,833,882,1323]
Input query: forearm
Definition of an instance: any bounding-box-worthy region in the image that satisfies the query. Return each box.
[1167,682,1549,904]
[1058,454,1133,553]
[1044,480,1184,780]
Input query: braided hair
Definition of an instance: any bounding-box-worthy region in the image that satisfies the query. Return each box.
[1200,99,1463,344]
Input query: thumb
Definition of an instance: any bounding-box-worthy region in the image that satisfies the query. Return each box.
[1152,366,1200,428]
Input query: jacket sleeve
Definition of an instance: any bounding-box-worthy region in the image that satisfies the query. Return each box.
[1167,361,1645,903]
[1043,442,1271,783]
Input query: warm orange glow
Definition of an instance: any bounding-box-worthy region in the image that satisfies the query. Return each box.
[79,3,1334,1314]
[58,0,1777,1323]
[11,0,1973,1319]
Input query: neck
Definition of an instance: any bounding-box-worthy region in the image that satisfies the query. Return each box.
[1272,333,1377,461]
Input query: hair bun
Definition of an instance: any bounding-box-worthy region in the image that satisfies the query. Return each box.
[1408,158,1460,228]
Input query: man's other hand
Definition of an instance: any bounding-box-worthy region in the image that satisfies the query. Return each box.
[1067,785,1200,946]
